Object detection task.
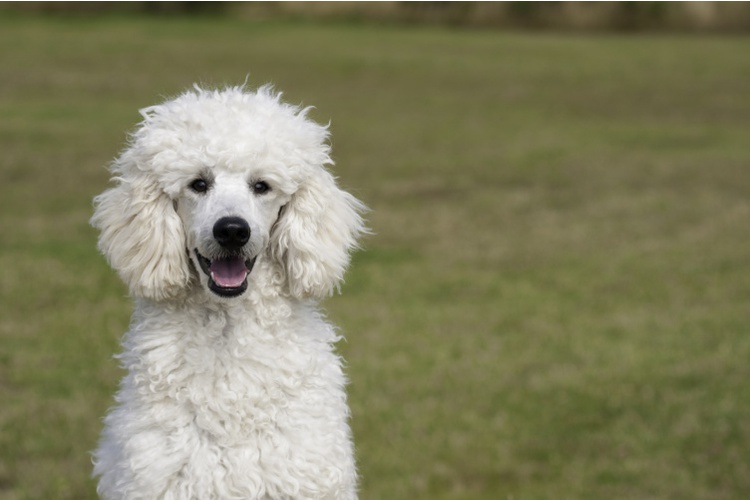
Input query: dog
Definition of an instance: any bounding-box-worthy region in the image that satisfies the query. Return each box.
[91,85,367,499]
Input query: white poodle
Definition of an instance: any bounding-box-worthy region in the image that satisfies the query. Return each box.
[90,85,367,499]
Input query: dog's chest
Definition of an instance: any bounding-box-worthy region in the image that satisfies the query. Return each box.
[128,306,346,445]
[181,338,331,443]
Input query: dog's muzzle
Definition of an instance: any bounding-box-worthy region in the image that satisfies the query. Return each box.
[195,217,256,298]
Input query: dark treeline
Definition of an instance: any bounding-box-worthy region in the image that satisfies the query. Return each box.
[3,2,750,32]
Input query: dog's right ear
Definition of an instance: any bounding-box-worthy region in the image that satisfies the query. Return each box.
[91,156,190,301]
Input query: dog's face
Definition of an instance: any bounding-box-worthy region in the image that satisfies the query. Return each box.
[91,86,367,302]
[176,168,292,298]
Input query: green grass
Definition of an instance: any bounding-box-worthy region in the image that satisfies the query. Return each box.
[1,15,750,499]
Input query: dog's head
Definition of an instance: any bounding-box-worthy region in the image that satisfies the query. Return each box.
[91,86,367,302]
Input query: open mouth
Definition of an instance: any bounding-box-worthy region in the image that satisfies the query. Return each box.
[195,249,256,297]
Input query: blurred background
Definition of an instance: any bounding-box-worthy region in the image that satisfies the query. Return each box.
[1,2,749,499]
[7,2,750,31]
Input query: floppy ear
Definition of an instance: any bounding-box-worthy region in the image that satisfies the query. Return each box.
[271,168,367,299]
[91,165,190,301]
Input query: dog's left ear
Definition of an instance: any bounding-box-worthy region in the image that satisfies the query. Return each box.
[271,167,368,299]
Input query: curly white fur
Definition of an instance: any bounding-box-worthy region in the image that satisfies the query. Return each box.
[91,85,367,499]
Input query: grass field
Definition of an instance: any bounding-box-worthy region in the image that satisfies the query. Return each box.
[1,15,749,499]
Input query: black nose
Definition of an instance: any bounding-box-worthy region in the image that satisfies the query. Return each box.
[213,217,250,249]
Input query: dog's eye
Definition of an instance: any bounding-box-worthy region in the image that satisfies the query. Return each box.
[189,178,209,193]
[252,181,270,195]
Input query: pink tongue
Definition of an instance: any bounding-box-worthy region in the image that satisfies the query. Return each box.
[210,257,248,288]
